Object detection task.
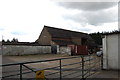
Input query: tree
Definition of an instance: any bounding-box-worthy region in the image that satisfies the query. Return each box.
[89,32,103,45]
[11,38,18,42]
[6,39,10,43]
[2,39,5,42]
[89,30,120,45]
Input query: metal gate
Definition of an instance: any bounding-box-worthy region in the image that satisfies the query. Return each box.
[1,54,102,80]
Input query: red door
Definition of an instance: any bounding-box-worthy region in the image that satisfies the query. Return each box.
[76,45,88,55]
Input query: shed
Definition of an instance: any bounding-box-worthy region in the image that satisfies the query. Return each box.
[102,31,120,70]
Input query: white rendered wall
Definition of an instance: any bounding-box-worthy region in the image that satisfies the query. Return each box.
[103,34,119,69]
[118,34,120,69]
[0,42,2,79]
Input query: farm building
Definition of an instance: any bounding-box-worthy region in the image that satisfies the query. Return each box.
[0,42,1,54]
[102,31,120,70]
[36,25,96,55]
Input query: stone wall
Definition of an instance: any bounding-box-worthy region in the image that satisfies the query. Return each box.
[59,46,71,55]
[1,45,71,56]
[1,45,51,55]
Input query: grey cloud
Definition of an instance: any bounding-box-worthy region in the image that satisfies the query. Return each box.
[63,9,117,26]
[83,11,117,25]
[58,2,117,11]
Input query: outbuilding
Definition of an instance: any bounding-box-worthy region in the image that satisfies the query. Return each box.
[102,31,120,70]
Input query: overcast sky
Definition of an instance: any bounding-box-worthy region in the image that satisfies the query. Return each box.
[0,0,119,42]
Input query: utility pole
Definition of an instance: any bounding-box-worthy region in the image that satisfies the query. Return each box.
[0,35,3,80]
[1,35,3,55]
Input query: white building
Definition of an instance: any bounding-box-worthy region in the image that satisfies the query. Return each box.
[102,32,120,70]
[0,42,2,55]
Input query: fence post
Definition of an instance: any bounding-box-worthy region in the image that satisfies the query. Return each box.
[59,59,62,80]
[89,54,90,76]
[101,54,103,70]
[81,56,85,80]
[20,64,23,80]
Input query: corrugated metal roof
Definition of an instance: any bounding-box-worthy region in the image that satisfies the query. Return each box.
[44,25,93,40]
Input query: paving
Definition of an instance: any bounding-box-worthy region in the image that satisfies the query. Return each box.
[87,70,120,80]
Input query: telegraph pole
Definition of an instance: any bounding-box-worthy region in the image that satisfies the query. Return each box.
[0,35,3,80]
[1,35,3,55]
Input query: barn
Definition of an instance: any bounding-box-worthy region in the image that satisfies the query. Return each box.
[36,25,96,55]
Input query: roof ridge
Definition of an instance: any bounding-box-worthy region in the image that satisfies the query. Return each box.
[44,25,88,34]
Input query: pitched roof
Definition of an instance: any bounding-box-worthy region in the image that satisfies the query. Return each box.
[44,25,93,40]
